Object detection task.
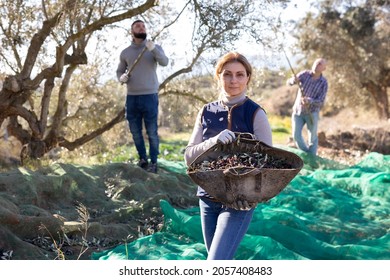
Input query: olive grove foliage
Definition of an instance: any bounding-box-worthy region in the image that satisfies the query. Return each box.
[292,0,390,119]
[0,0,288,162]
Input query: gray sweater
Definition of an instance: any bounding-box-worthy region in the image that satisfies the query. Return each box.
[116,40,169,95]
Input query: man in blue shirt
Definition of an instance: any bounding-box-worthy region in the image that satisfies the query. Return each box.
[286,58,328,155]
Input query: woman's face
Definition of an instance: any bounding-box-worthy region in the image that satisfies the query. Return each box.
[219,62,249,97]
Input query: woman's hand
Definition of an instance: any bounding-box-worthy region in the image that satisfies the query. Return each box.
[214,129,236,144]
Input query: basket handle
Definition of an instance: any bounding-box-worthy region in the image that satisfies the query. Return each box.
[223,168,262,177]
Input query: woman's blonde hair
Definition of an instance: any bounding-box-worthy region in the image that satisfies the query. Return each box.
[214,51,252,85]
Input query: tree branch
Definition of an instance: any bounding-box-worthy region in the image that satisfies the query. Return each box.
[59,108,125,151]
[20,12,63,79]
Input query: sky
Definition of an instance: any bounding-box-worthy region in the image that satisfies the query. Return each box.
[150,0,314,77]
[233,0,313,70]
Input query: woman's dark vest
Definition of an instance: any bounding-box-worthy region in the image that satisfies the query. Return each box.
[197,97,262,197]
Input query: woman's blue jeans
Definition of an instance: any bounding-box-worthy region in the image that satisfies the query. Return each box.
[199,197,255,260]
[292,111,319,155]
[125,94,159,163]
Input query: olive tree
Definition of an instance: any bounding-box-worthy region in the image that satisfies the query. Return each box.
[293,0,390,119]
[0,0,287,163]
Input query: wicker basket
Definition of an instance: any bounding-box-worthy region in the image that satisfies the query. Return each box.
[187,136,303,205]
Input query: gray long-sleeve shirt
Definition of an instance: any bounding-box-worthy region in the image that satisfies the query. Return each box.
[116,40,169,95]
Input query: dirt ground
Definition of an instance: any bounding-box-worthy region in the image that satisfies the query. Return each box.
[317,108,389,165]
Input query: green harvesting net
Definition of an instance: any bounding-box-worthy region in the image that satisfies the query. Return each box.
[92,150,390,260]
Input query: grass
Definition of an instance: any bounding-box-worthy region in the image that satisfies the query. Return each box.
[269,114,292,145]
[15,114,292,168]
[69,114,292,165]
[104,114,291,164]
[77,138,188,164]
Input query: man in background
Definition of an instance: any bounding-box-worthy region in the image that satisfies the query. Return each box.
[117,20,169,173]
[286,58,328,156]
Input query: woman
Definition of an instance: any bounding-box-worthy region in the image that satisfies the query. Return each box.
[184,51,273,260]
